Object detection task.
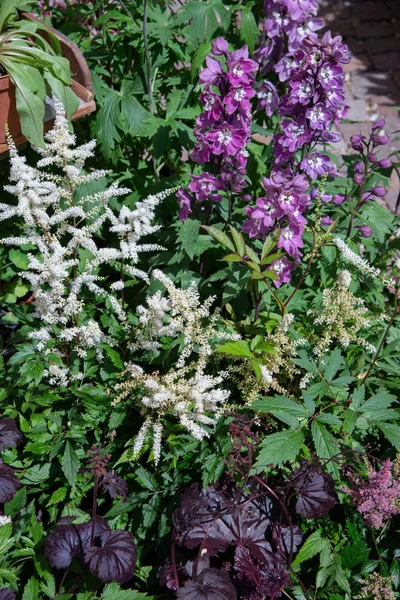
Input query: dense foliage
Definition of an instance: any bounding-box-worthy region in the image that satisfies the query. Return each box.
[0,1,399,599]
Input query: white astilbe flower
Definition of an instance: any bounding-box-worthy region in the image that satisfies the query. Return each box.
[334,237,395,287]
[307,271,377,356]
[114,365,230,465]
[133,270,218,367]
[1,101,175,384]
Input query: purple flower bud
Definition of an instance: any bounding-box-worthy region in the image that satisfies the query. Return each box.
[353,173,364,185]
[371,185,387,197]
[354,161,364,173]
[377,158,392,168]
[372,118,386,130]
[350,134,365,151]
[357,225,372,238]
[371,133,390,146]
[367,152,377,163]
[211,37,228,56]
[321,216,334,226]
[333,194,346,205]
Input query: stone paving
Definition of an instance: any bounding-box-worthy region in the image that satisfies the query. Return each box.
[319,0,400,212]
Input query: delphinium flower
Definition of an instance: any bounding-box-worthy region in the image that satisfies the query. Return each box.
[342,457,400,529]
[176,38,258,220]
[0,101,172,384]
[242,168,311,285]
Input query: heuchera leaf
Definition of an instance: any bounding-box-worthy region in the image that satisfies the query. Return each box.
[101,471,128,502]
[85,530,137,584]
[45,517,111,569]
[176,568,237,600]
[293,462,338,519]
[0,418,22,452]
[0,464,21,503]
[0,589,16,600]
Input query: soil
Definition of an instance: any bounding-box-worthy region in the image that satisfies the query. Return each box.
[0,65,6,76]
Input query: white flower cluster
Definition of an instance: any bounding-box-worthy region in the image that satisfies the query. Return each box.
[334,237,385,281]
[114,272,238,463]
[124,367,229,464]
[1,102,173,383]
[133,270,217,365]
[308,271,377,356]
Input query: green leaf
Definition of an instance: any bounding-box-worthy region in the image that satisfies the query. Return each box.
[324,348,343,382]
[311,421,338,474]
[254,429,304,469]
[214,340,253,358]
[202,225,235,252]
[341,539,369,569]
[228,226,246,257]
[5,61,46,147]
[377,422,400,450]
[239,7,260,53]
[61,441,80,488]
[101,583,152,599]
[135,466,157,491]
[47,487,67,507]
[177,219,200,260]
[253,397,309,420]
[4,486,26,518]
[0,0,21,30]
[22,577,40,600]
[293,529,328,565]
[9,248,29,270]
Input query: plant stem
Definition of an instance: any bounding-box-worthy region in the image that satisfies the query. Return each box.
[360,294,398,386]
[142,0,158,181]
[90,476,99,546]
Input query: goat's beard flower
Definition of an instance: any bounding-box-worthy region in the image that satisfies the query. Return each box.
[342,458,400,529]
[1,101,173,384]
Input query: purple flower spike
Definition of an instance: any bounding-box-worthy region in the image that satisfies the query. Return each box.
[277,224,304,259]
[305,103,332,130]
[206,123,246,156]
[188,173,226,203]
[357,225,373,238]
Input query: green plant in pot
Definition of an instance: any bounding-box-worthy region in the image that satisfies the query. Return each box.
[0,0,79,147]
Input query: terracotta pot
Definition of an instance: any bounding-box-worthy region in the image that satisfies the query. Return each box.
[0,75,21,144]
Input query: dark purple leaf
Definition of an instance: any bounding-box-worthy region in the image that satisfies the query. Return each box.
[0,589,16,600]
[101,471,128,501]
[0,419,22,452]
[45,517,111,569]
[176,568,237,600]
[85,529,137,584]
[173,484,234,555]
[234,547,290,600]
[293,462,338,519]
[0,464,20,503]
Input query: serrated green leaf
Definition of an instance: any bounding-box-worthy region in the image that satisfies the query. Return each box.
[239,7,260,53]
[228,226,246,257]
[293,529,328,565]
[254,429,304,469]
[177,219,200,260]
[214,340,253,358]
[22,577,39,600]
[377,422,400,449]
[61,442,80,488]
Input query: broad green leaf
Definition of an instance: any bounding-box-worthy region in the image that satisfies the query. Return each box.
[254,429,304,469]
[9,248,29,270]
[61,441,80,488]
[311,421,338,474]
[202,225,235,252]
[135,466,157,491]
[228,226,246,257]
[177,219,200,260]
[214,340,253,358]
[239,7,260,53]
[5,61,46,147]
